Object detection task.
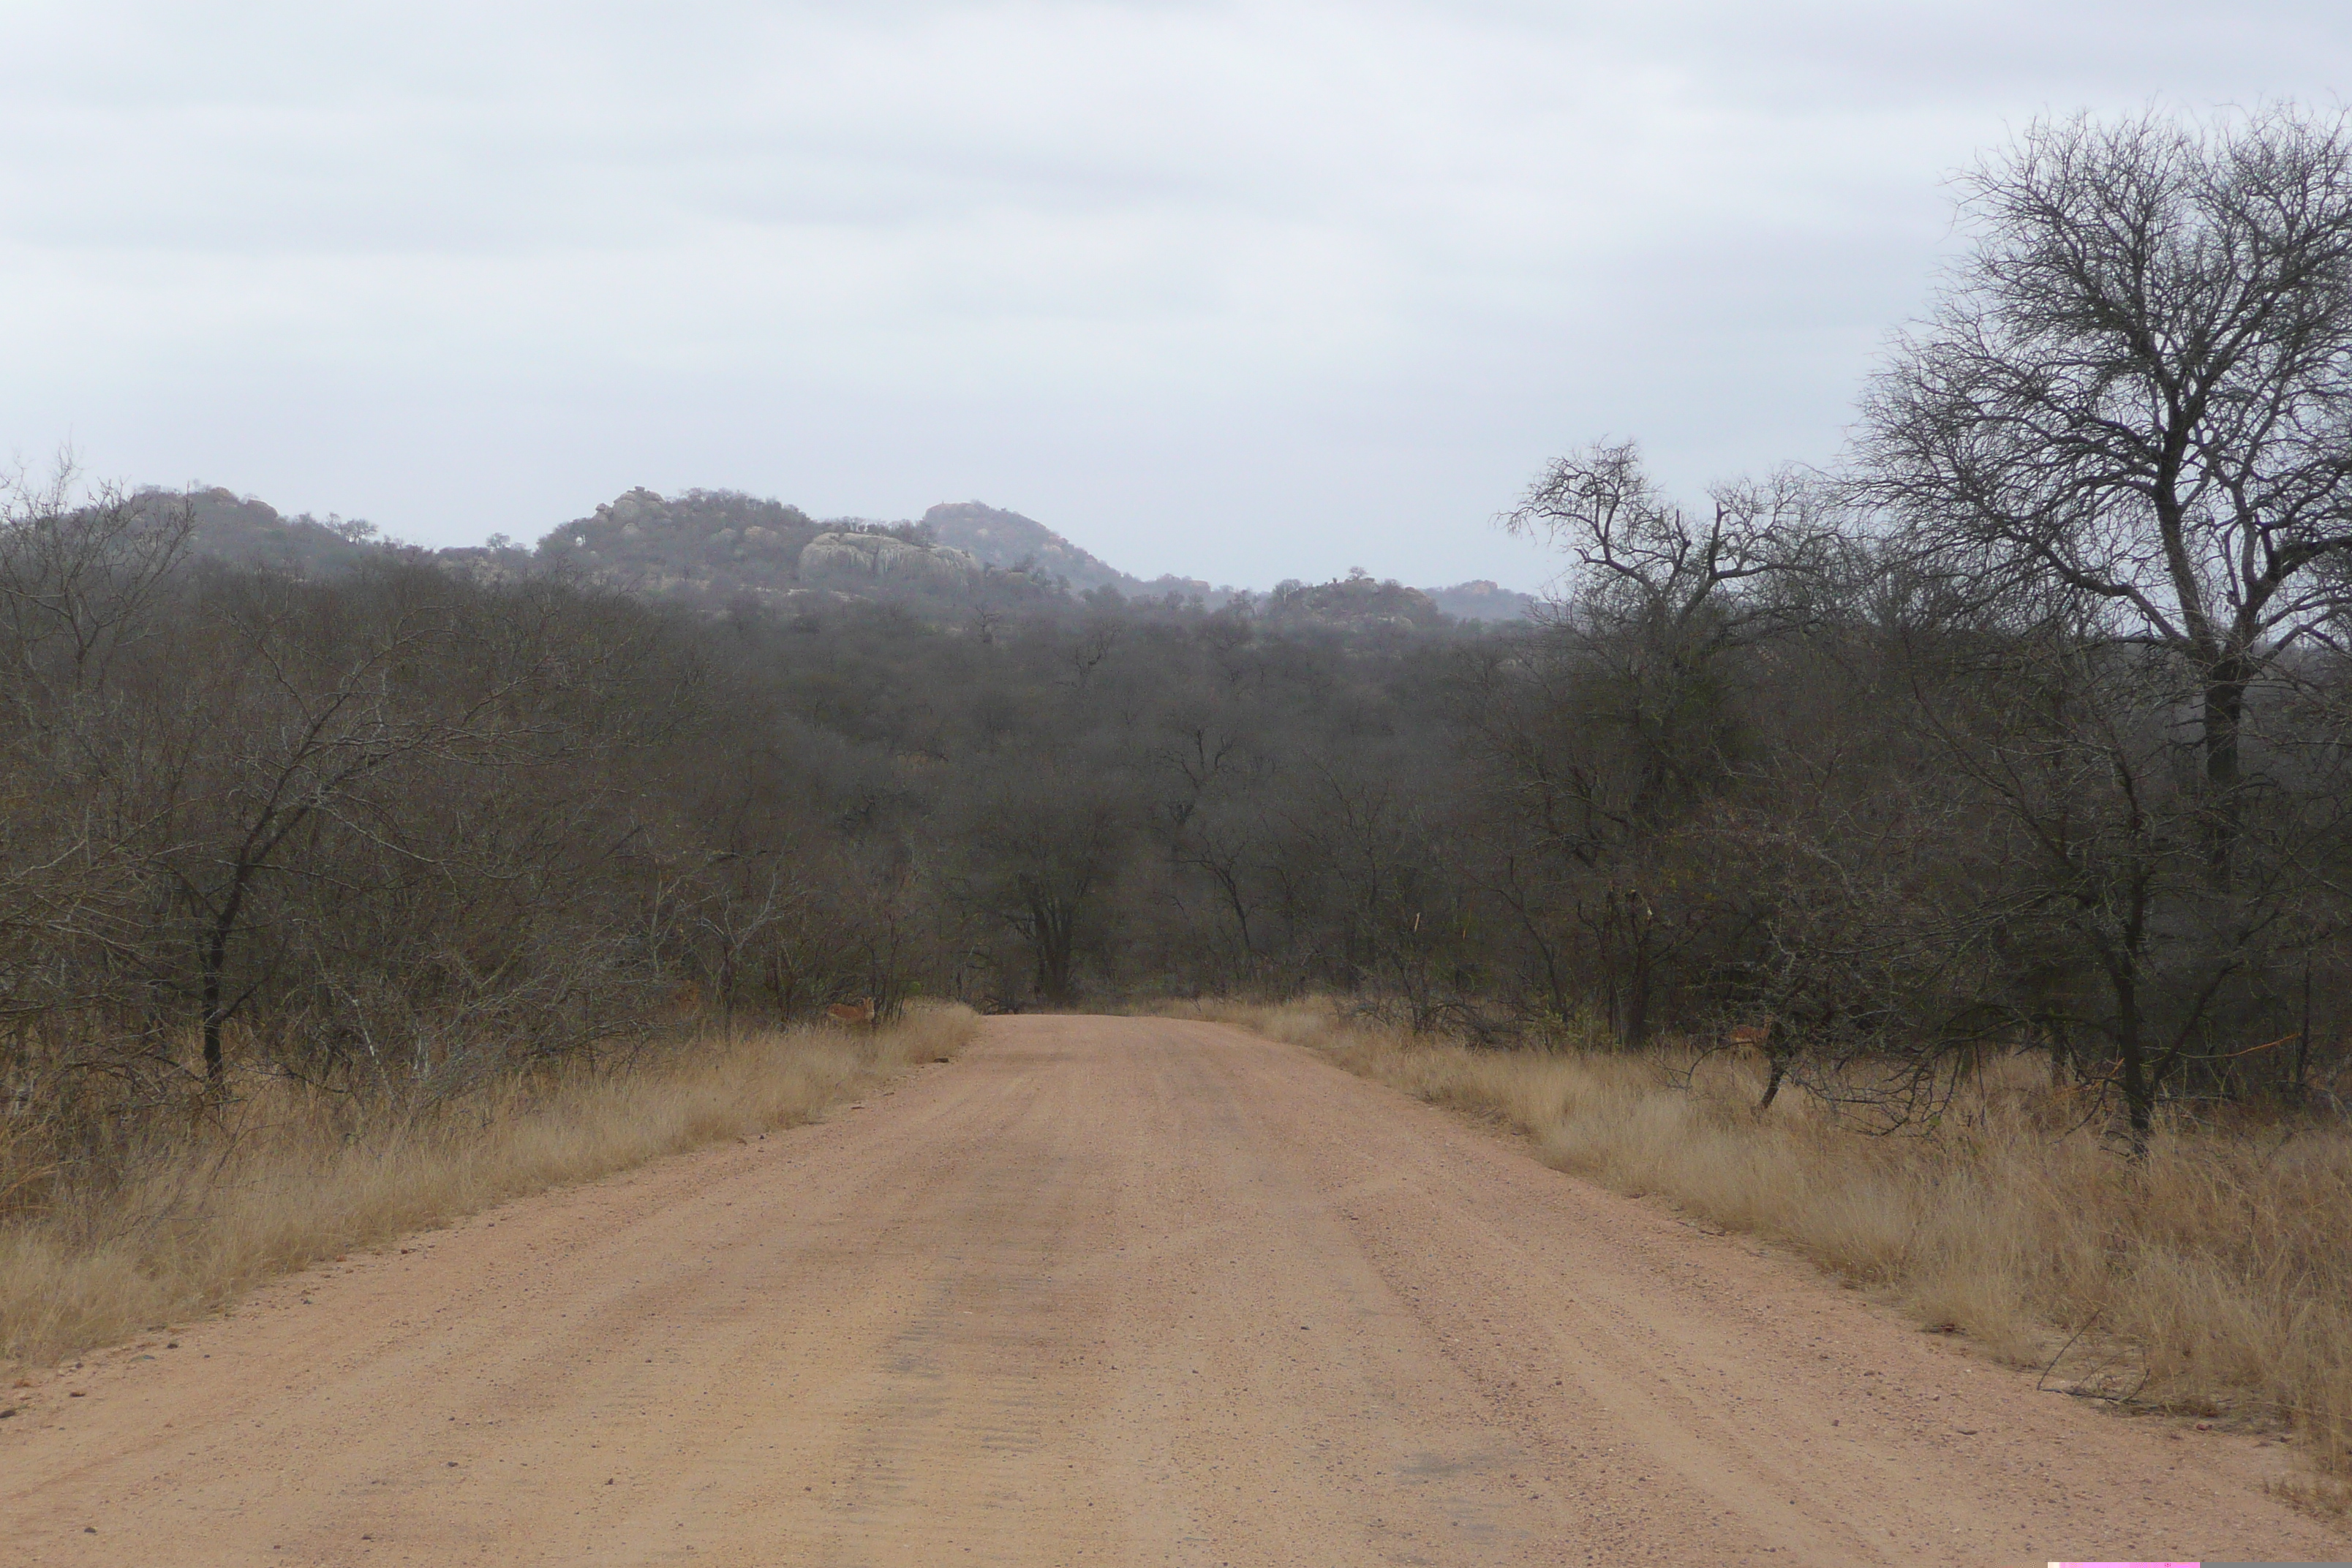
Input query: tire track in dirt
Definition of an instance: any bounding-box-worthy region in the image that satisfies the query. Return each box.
[1,1016,2340,1565]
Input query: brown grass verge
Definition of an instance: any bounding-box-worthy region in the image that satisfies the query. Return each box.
[0,1005,978,1368]
[1165,996,2352,1498]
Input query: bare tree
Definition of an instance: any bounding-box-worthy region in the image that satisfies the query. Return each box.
[1480,445,1835,1042]
[952,769,1131,1006]
[1861,105,2352,821]
[1900,608,2321,1153]
[0,473,195,1056]
[1507,445,1827,647]
[0,468,192,699]
[1503,445,1833,813]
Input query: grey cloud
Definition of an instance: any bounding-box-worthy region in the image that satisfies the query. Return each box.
[2,1,2346,589]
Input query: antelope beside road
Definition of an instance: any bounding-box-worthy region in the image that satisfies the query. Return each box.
[827,997,875,1026]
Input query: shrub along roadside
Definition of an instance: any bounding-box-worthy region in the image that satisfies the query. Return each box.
[0,1005,977,1368]
[1166,997,2352,1499]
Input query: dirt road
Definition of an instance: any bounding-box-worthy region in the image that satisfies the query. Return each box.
[3,1017,2340,1565]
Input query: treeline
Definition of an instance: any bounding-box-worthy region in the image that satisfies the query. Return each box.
[0,478,1482,1109]
[7,105,2352,1156]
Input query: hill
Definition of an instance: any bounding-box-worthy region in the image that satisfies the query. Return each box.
[920,500,1231,605]
[148,487,384,577]
[135,483,1537,625]
[920,502,1125,590]
[1265,570,1447,631]
[1425,579,1539,623]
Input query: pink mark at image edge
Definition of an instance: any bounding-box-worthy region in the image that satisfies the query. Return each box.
[2049,1561,2201,1567]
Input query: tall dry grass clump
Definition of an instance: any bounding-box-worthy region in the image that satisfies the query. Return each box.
[0,1004,976,1368]
[1172,997,2352,1487]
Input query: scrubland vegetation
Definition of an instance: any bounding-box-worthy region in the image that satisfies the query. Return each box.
[1175,997,2352,1493]
[0,1005,974,1364]
[5,99,2352,1495]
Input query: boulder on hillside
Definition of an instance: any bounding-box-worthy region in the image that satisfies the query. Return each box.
[597,487,668,527]
[535,487,821,604]
[799,531,982,590]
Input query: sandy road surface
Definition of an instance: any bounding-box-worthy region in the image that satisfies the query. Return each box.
[4,1017,2342,1567]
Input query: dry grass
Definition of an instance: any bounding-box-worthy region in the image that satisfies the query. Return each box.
[0,1005,977,1368]
[1169,996,2352,1491]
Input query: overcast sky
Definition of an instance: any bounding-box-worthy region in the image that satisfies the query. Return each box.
[2,4,2345,590]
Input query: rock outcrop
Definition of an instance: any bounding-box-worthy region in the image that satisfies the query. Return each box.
[799,531,983,590]
[148,481,1537,632]
[1264,572,1447,631]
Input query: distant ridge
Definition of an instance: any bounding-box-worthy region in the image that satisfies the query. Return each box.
[920,500,1225,604]
[1425,579,1539,624]
[920,502,1129,591]
[137,484,1538,624]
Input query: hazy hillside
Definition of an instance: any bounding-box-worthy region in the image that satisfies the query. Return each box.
[535,486,823,602]
[149,486,384,577]
[921,500,1235,606]
[135,483,1537,625]
[1426,579,1539,623]
[921,501,1125,589]
[1265,570,1447,631]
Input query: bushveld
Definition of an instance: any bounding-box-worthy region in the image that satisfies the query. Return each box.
[0,1005,976,1368]
[1170,998,2352,1501]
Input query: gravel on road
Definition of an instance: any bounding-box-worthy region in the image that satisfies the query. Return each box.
[1,1015,2338,1566]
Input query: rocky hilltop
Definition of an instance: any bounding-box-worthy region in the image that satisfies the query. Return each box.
[535,486,822,601]
[143,487,385,576]
[921,502,1123,589]
[1266,570,1447,631]
[799,529,984,591]
[919,500,1537,621]
[920,500,1224,603]
[133,483,1539,627]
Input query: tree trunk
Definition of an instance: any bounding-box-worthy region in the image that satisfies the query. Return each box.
[2292,960,2314,1102]
[2204,671,2244,792]
[1606,889,1656,1047]
[2201,663,2249,874]
[199,859,259,1090]
[1618,964,1653,1048]
[200,938,228,1087]
[1029,894,1079,1004]
[2112,975,2154,1159]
